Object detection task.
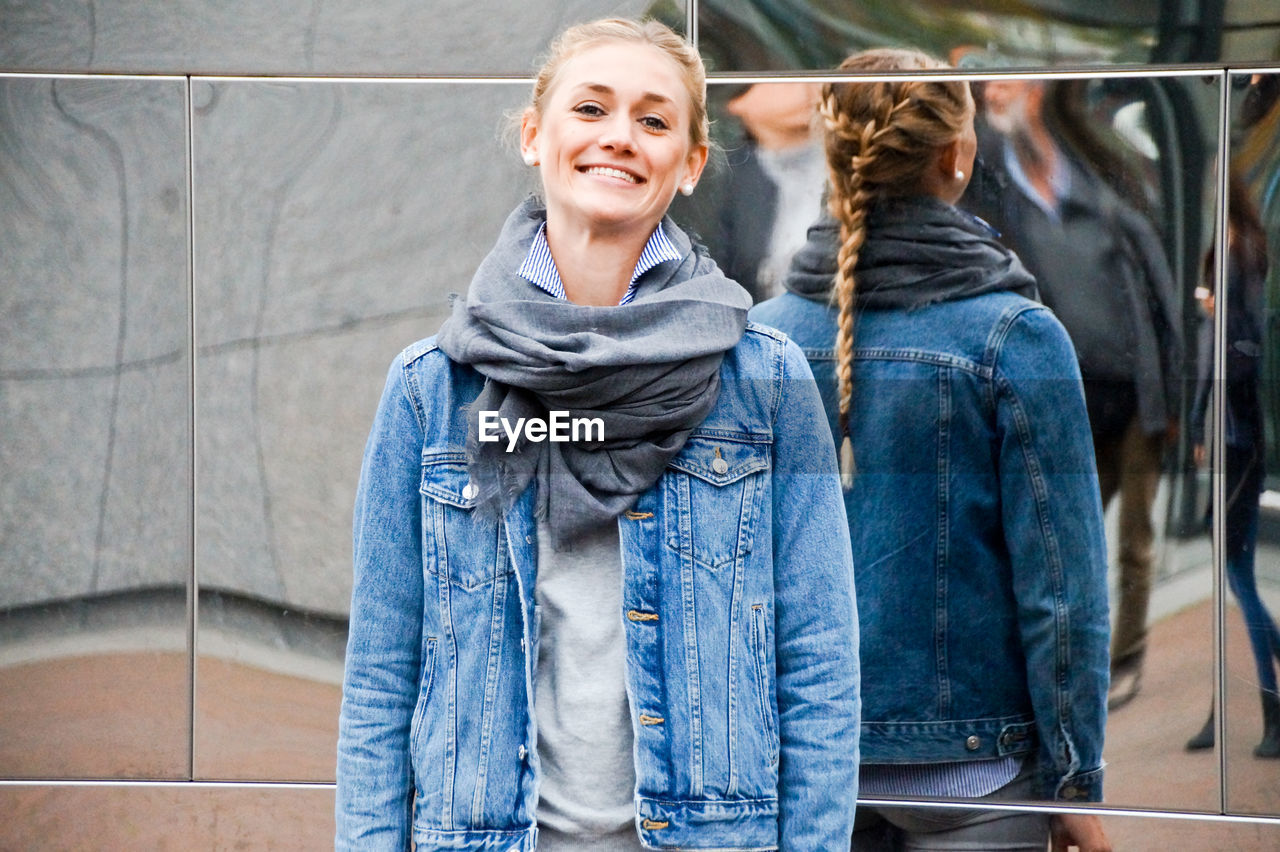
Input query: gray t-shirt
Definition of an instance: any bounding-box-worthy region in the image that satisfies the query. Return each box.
[534,518,643,851]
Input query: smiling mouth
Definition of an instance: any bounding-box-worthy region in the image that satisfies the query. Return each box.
[581,165,643,184]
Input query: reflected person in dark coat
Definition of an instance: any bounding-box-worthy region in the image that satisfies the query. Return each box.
[962,78,1183,710]
[671,82,824,304]
[709,82,824,302]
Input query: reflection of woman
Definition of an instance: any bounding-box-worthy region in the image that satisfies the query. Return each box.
[1186,173,1280,758]
[752,50,1111,850]
[335,18,860,851]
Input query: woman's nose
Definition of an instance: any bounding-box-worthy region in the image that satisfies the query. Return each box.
[597,115,636,152]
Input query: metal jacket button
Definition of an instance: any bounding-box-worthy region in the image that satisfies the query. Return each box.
[711,447,729,475]
[965,735,981,751]
[462,482,478,500]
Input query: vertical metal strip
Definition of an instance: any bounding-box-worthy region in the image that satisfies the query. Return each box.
[686,0,698,49]
[1214,68,1231,816]
[185,74,199,781]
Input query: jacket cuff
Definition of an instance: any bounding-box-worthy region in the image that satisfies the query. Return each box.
[1053,765,1104,802]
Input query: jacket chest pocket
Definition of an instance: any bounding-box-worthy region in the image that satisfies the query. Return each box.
[419,454,511,590]
[663,436,770,571]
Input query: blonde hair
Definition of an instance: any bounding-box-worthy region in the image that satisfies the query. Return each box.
[528,17,709,148]
[821,48,973,446]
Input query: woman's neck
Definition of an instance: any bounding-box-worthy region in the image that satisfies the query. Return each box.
[544,215,652,306]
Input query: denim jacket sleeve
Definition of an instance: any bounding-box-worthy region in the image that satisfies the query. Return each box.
[770,338,861,845]
[336,354,424,850]
[993,306,1110,802]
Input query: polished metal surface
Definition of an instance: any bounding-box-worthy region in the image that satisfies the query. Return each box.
[0,75,191,779]
[1222,69,1280,817]
[189,79,530,780]
[4,0,1280,834]
[0,1,678,75]
[693,0,1280,71]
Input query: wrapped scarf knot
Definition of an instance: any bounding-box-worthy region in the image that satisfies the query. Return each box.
[437,198,751,547]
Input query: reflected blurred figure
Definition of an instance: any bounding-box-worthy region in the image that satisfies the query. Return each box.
[965,78,1183,710]
[753,49,1111,851]
[696,82,825,302]
[1186,172,1280,757]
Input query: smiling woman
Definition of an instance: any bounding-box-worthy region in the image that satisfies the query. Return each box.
[334,16,860,852]
[518,31,709,305]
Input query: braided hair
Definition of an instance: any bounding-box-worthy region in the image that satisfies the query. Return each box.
[820,49,973,485]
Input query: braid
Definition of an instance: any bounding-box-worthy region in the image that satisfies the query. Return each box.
[819,48,973,487]
[830,166,871,438]
[821,87,908,436]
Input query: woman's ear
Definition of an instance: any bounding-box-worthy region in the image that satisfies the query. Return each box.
[520,109,540,166]
[937,137,961,180]
[924,137,970,204]
[682,142,710,190]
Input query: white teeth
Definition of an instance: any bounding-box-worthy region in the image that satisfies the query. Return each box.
[584,166,639,183]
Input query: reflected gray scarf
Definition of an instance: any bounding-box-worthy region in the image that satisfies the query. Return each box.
[786,195,1037,308]
[437,198,751,547]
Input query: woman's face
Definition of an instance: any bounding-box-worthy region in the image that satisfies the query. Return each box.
[521,40,708,240]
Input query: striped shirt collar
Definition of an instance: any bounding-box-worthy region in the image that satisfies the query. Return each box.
[517,221,681,306]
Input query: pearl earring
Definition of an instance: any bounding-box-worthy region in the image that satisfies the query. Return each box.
[523,152,538,167]
[680,182,695,196]
[955,169,965,181]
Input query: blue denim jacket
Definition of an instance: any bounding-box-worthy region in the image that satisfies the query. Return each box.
[751,291,1109,802]
[336,322,860,850]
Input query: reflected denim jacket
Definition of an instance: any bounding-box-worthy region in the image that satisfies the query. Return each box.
[751,291,1109,802]
[336,323,860,850]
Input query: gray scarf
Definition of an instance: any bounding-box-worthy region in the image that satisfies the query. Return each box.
[786,195,1037,308]
[437,198,751,547]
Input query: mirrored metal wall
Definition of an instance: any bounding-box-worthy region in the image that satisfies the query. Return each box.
[0,75,191,779]
[5,0,1280,843]
[1224,69,1280,817]
[190,78,531,780]
[691,0,1280,70]
[0,1,682,74]
[672,70,1223,816]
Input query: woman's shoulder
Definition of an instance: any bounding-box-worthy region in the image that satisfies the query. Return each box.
[392,334,484,391]
[748,291,830,325]
[399,335,443,367]
[924,288,1044,320]
[733,320,804,366]
[747,293,835,350]
[931,291,1073,360]
[851,289,1044,335]
[719,321,817,392]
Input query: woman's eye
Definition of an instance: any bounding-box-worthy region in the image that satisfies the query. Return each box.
[574,103,605,117]
[641,115,670,131]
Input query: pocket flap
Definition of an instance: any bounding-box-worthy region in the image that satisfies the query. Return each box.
[419,452,476,509]
[667,436,770,487]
